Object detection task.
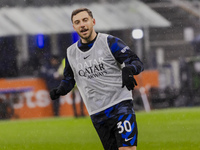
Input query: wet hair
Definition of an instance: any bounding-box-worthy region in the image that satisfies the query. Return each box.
[71,8,93,22]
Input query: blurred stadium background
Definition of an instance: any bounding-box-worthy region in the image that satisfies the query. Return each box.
[0,0,200,118]
[0,0,200,150]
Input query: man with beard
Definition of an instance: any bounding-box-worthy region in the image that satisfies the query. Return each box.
[50,8,144,150]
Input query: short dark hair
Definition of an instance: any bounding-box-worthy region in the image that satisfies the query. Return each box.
[71,8,93,22]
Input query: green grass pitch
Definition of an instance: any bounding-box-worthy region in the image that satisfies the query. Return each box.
[0,107,199,150]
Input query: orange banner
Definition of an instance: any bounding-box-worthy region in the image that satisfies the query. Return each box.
[135,70,159,89]
[0,70,159,119]
[0,78,87,119]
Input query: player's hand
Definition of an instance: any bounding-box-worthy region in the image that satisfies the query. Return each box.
[50,86,66,100]
[121,67,137,91]
[50,88,60,100]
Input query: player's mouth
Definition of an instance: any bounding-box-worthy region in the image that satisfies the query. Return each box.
[80,29,88,34]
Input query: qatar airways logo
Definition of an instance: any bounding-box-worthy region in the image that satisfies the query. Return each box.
[77,57,107,79]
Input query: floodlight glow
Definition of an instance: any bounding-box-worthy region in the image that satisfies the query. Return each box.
[132,29,143,39]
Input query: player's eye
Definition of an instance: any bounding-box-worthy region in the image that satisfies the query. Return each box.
[74,20,79,25]
[83,18,88,22]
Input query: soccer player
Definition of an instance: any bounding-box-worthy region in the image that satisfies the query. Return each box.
[50,8,144,150]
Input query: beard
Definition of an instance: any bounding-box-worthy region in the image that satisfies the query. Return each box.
[79,29,94,42]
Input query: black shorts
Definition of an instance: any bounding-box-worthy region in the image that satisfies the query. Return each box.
[91,100,138,150]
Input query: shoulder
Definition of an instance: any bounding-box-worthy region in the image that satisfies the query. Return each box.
[107,35,124,44]
[97,33,121,44]
[67,42,78,56]
[67,42,77,51]
[96,33,109,42]
[98,32,109,37]
[106,35,127,54]
[107,34,126,49]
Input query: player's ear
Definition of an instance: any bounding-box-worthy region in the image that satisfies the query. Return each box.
[92,18,96,26]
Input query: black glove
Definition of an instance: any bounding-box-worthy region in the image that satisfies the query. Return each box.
[121,67,137,91]
[50,88,60,100]
[50,83,68,100]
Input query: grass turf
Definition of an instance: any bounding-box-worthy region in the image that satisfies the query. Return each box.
[0,107,199,150]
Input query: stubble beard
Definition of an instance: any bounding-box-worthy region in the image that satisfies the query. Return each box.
[80,29,94,43]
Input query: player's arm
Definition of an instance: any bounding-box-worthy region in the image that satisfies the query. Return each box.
[108,35,144,74]
[108,35,144,90]
[50,55,75,100]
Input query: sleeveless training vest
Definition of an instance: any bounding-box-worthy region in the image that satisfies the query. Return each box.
[67,33,132,115]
